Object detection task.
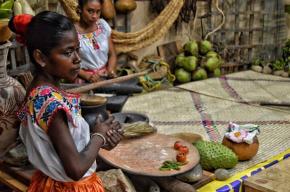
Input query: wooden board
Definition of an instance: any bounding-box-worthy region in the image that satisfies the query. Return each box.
[0,170,27,192]
[244,158,290,192]
[193,170,215,189]
[0,163,33,186]
[0,163,31,192]
[99,133,200,177]
[157,41,182,72]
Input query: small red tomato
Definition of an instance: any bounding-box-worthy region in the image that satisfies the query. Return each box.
[174,141,182,150]
[176,153,187,163]
[178,146,189,154]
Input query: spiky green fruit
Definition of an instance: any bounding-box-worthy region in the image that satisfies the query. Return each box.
[195,141,238,171]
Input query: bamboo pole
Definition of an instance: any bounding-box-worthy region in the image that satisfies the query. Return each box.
[67,71,148,93]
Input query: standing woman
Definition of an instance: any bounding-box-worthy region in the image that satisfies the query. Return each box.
[75,0,117,83]
[9,11,123,192]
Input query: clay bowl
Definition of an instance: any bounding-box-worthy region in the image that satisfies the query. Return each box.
[222,136,259,161]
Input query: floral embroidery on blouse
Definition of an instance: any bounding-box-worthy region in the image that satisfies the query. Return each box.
[17,85,80,132]
[78,22,104,50]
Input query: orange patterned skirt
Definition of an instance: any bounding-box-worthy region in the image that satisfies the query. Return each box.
[28,171,105,192]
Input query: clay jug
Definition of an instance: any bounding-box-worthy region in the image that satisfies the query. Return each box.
[0,42,26,154]
[115,0,137,14]
[0,20,12,43]
[102,0,116,20]
[222,136,259,161]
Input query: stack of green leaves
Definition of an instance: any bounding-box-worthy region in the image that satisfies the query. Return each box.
[159,160,184,171]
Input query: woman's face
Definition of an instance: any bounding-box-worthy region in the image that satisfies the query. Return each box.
[44,30,81,82]
[81,0,101,25]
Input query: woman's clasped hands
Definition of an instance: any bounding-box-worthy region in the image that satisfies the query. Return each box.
[92,115,123,150]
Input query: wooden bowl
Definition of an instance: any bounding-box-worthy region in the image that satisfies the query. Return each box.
[0,20,12,44]
[170,132,203,144]
[222,136,259,161]
[99,133,200,177]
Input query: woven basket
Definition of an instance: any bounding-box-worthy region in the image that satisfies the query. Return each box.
[197,0,287,74]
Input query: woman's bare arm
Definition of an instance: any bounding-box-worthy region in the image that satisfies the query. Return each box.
[106,36,117,77]
[48,111,109,180]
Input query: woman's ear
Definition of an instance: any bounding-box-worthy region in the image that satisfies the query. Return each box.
[33,49,47,67]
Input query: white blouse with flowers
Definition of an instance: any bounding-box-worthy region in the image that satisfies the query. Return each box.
[78,19,111,70]
[17,85,96,182]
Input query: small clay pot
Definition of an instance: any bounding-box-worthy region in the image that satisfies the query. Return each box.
[0,20,12,44]
[222,136,259,161]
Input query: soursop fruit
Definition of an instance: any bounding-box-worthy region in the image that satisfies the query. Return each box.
[194,141,238,171]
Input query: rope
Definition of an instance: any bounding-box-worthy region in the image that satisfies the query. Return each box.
[204,0,225,40]
[139,60,175,92]
[139,75,162,92]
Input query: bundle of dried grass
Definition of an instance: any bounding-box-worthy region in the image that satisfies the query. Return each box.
[123,121,156,139]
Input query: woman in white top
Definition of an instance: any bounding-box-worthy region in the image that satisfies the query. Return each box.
[10,11,122,191]
[75,0,117,83]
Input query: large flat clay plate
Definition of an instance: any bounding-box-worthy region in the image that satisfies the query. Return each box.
[99,133,200,177]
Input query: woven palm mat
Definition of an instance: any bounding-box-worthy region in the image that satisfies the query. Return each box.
[179,71,290,112]
[123,88,290,175]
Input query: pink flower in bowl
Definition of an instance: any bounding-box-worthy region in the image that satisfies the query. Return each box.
[227,130,248,143]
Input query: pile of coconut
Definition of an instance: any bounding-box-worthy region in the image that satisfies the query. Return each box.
[174,40,224,84]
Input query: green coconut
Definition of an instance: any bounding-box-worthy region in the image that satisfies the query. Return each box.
[175,68,191,83]
[182,56,197,72]
[192,68,208,81]
[204,57,220,72]
[213,68,221,77]
[206,51,218,58]
[184,40,199,56]
[175,53,185,67]
[199,40,213,55]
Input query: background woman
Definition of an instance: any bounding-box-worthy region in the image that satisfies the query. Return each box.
[75,0,117,83]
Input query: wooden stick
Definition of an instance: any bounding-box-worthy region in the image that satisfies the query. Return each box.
[259,101,290,107]
[67,71,148,93]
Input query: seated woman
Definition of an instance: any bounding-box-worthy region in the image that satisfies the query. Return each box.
[10,11,123,191]
[75,0,117,83]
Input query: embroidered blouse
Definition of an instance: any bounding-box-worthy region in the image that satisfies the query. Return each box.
[18,85,96,182]
[78,19,111,71]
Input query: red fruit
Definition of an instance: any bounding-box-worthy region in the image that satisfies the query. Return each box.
[176,153,187,163]
[174,141,182,150]
[178,146,189,154]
